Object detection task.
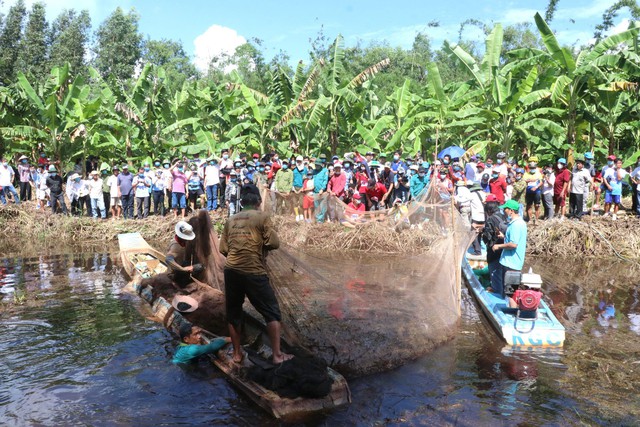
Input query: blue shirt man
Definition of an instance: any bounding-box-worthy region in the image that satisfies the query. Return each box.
[496,199,527,272]
[172,324,230,364]
[410,166,430,199]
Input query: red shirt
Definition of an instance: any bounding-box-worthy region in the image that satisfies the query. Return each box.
[366,182,387,200]
[553,168,570,196]
[327,173,347,197]
[355,171,369,193]
[489,176,507,204]
[346,202,365,213]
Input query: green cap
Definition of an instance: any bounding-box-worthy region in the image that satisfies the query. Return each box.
[499,199,520,211]
[99,162,110,172]
[379,153,388,158]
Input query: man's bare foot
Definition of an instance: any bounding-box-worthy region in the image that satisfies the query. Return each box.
[272,353,293,364]
[232,351,245,364]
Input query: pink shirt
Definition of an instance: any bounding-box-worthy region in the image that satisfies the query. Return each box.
[171,170,187,193]
[327,173,347,197]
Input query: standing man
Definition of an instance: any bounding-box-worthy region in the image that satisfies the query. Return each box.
[219,184,292,365]
[219,148,233,206]
[204,157,220,211]
[107,165,122,219]
[553,157,570,218]
[569,156,592,220]
[602,158,627,221]
[313,154,329,222]
[492,199,527,298]
[489,169,507,204]
[0,157,20,205]
[45,165,67,214]
[118,165,135,219]
[17,155,32,201]
[88,170,107,219]
[133,167,152,219]
[523,156,542,224]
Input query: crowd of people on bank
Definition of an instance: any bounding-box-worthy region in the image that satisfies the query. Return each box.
[1,148,639,223]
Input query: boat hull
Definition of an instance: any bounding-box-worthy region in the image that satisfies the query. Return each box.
[462,254,565,349]
[117,233,351,419]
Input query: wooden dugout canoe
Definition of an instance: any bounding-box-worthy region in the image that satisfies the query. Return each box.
[117,232,351,420]
[463,253,565,349]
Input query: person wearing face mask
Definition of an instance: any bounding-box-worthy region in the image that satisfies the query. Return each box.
[99,163,111,216]
[541,165,555,220]
[390,150,407,172]
[410,164,430,200]
[107,165,122,219]
[491,199,528,298]
[327,163,347,222]
[151,168,166,216]
[292,155,308,221]
[552,157,570,218]
[67,172,90,216]
[569,156,593,219]
[0,157,20,205]
[523,157,543,224]
[133,166,152,219]
[494,152,508,176]
[161,159,173,215]
[170,160,188,220]
[273,159,293,215]
[511,168,527,216]
[88,170,107,219]
[442,154,452,167]
[34,164,48,209]
[203,157,220,211]
[252,162,268,188]
[313,155,329,222]
[435,168,454,201]
[489,169,507,204]
[17,155,32,202]
[117,165,135,219]
[45,165,67,214]
[602,158,626,220]
[225,170,240,216]
[218,148,233,206]
[354,162,370,202]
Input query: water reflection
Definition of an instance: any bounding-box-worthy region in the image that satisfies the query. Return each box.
[0,252,632,425]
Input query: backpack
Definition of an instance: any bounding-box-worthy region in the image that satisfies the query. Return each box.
[517,290,541,311]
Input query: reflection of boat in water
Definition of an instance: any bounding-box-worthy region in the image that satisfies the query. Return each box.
[463,254,565,348]
[117,232,351,420]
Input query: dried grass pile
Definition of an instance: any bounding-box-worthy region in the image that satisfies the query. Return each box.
[528,216,640,260]
[271,215,442,254]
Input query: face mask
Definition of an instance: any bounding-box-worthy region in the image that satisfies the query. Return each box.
[154,162,161,167]
[2,162,7,167]
[557,164,564,169]
[334,170,341,175]
[492,174,499,179]
[144,167,150,172]
[453,166,461,172]
[163,164,169,169]
[419,173,425,177]
[74,178,80,183]
[515,176,522,181]
[102,171,108,176]
[360,167,365,171]
[354,199,361,204]
[50,172,57,176]
[608,161,614,167]
[209,161,215,166]
[344,164,351,169]
[443,160,450,165]
[529,163,537,169]
[439,174,446,179]
[178,167,183,172]
[21,160,27,164]
[234,163,241,169]
[40,154,45,158]
[259,167,265,172]
[282,164,288,170]
[248,167,254,172]
[222,154,229,160]
[393,155,400,161]
[138,173,144,178]
[497,159,503,164]
[274,156,279,161]
[230,178,237,182]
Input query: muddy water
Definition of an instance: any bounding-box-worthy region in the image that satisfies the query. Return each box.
[0,252,638,425]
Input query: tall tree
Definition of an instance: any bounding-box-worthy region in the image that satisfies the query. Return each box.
[94,7,143,82]
[0,0,27,84]
[141,38,198,93]
[17,2,49,80]
[48,9,91,74]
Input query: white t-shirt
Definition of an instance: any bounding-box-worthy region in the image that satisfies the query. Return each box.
[0,165,14,186]
[107,175,119,197]
[493,163,508,177]
[204,164,220,186]
[542,172,556,195]
[88,178,103,198]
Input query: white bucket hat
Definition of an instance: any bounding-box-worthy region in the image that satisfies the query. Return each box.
[172,294,199,312]
[175,221,195,240]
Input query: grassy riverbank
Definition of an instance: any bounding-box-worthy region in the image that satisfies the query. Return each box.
[1,203,640,260]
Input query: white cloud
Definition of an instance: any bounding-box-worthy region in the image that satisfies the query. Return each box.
[193,24,246,72]
[501,8,538,25]
[555,0,614,20]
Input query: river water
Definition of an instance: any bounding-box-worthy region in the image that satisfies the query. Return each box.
[1,251,638,426]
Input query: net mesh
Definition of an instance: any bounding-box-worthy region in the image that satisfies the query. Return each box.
[209,182,475,376]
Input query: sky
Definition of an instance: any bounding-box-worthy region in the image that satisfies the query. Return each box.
[1,0,635,72]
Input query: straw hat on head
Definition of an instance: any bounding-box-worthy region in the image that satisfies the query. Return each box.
[172,294,199,313]
[175,221,195,240]
[90,170,99,176]
[18,155,28,161]
[70,173,80,180]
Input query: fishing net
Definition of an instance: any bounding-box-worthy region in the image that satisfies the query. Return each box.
[208,183,475,377]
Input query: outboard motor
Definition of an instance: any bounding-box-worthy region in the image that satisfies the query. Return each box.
[504,271,522,296]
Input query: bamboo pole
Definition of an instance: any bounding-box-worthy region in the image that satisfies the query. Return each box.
[450,194,461,317]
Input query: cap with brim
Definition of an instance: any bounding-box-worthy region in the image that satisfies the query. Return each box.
[370,160,380,167]
[122,164,129,169]
[333,162,342,168]
[18,155,28,161]
[352,193,361,199]
[90,170,99,175]
[499,199,520,211]
[175,221,195,240]
[558,158,567,164]
[384,162,391,168]
[607,155,617,161]
[379,153,387,158]
[229,170,237,176]
[253,153,260,159]
[584,152,594,160]
[455,180,466,186]
[172,295,199,313]
[113,165,120,170]
[319,154,327,160]
[366,151,374,156]
[477,162,485,169]
[48,165,57,172]
[296,155,303,161]
[486,194,498,202]
[468,183,482,192]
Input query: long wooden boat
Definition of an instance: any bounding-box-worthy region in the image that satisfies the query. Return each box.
[117,232,351,420]
[463,253,565,349]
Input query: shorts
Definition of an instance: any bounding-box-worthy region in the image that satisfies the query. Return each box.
[110,196,122,206]
[36,188,48,200]
[188,188,204,201]
[171,192,186,209]
[224,268,282,328]
[604,192,621,205]
[525,189,541,206]
[303,194,314,210]
[553,194,566,207]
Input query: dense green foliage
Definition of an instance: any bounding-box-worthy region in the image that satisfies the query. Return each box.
[1,2,640,169]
